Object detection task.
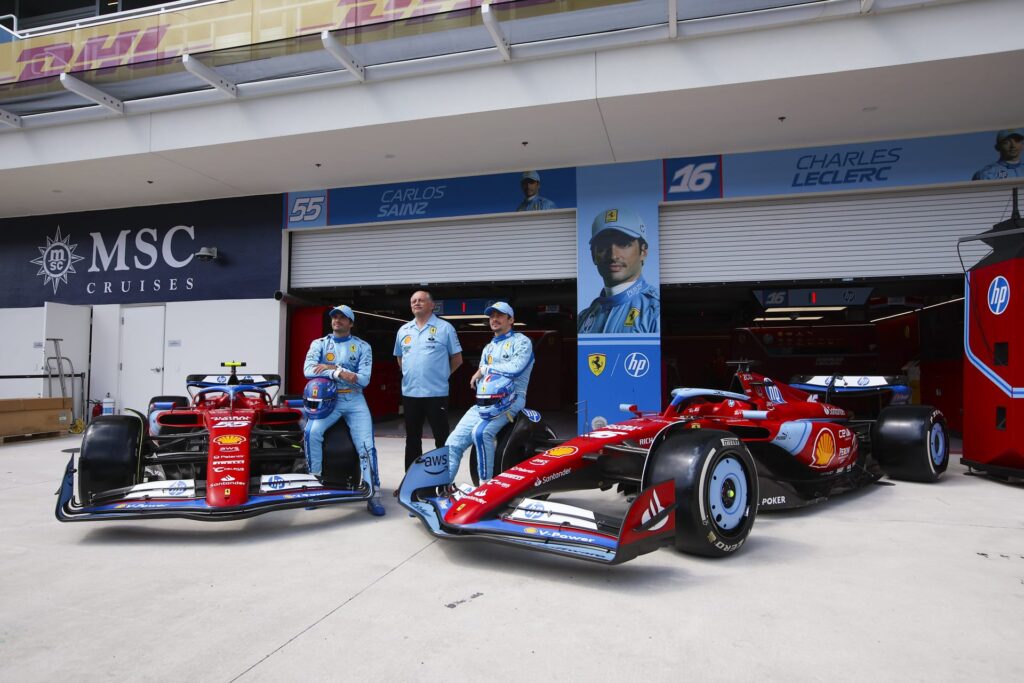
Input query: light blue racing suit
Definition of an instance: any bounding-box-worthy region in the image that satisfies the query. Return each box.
[516,195,556,211]
[578,277,660,333]
[303,334,379,489]
[446,331,534,482]
[972,161,1022,180]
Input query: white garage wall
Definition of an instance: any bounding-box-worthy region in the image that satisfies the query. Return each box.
[0,307,45,398]
[163,299,285,395]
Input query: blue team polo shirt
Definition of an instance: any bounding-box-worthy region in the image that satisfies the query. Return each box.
[394,314,462,398]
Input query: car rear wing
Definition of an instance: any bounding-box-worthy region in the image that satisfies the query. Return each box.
[790,375,911,404]
[186,373,281,387]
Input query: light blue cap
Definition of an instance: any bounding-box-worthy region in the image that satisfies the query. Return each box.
[328,304,355,322]
[521,171,540,182]
[485,301,514,317]
[996,129,1023,142]
[590,207,647,244]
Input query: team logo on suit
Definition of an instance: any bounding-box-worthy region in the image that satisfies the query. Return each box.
[624,307,640,328]
[588,353,606,377]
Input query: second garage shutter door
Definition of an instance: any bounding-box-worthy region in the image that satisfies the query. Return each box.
[290,210,577,288]
[660,185,1009,284]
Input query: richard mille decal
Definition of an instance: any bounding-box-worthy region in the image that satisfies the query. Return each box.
[31,227,84,294]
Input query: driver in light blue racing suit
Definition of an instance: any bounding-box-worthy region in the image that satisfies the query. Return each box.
[303,304,385,516]
[577,207,660,334]
[445,301,534,484]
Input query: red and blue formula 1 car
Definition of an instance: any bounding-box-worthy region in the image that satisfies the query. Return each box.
[55,362,371,522]
[398,368,948,565]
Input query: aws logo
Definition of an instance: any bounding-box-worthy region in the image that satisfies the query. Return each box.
[811,429,836,468]
[213,434,246,446]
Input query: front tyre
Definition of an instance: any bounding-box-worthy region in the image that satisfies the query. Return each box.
[872,406,949,483]
[77,414,144,504]
[642,428,758,558]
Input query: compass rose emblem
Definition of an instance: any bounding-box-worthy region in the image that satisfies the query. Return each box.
[30,227,84,294]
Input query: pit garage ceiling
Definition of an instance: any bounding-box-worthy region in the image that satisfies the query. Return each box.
[0,0,1021,218]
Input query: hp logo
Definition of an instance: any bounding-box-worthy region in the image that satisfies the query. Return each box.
[268,475,286,490]
[987,276,1010,315]
[624,352,650,378]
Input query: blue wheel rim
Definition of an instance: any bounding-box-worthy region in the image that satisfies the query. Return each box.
[929,423,946,467]
[709,456,748,531]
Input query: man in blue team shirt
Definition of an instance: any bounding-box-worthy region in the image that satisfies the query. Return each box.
[304,305,384,516]
[972,129,1022,180]
[394,290,463,475]
[515,171,557,211]
[445,301,534,484]
[577,207,660,334]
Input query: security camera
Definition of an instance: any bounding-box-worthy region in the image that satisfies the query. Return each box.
[194,246,218,262]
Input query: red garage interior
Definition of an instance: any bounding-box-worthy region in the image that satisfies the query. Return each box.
[282,276,965,435]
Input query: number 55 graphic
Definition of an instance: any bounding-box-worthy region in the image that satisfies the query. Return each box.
[290,196,325,221]
[285,192,328,227]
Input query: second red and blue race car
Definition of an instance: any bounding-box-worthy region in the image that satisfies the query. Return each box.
[398,368,948,565]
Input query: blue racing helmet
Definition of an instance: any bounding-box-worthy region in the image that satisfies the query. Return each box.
[303,377,338,420]
[476,373,516,419]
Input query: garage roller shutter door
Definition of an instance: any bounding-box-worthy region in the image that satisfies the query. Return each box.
[290,210,577,288]
[660,185,1012,284]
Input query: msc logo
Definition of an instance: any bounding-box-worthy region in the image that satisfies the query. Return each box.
[30,227,85,294]
[988,276,1010,315]
[624,352,650,378]
[213,434,246,446]
[588,353,606,377]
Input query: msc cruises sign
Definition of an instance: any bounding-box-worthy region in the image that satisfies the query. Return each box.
[31,225,197,295]
[2,195,282,308]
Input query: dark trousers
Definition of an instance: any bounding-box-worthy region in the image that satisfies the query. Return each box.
[403,396,450,470]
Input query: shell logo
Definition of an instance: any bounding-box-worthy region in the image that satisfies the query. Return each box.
[524,527,539,534]
[811,429,836,468]
[402,335,412,346]
[325,352,335,362]
[544,446,578,458]
[214,434,246,446]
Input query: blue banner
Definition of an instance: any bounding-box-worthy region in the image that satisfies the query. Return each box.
[286,167,576,228]
[576,161,662,434]
[665,129,1023,201]
[0,196,282,307]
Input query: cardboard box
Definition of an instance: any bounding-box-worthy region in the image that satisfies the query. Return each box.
[0,397,72,437]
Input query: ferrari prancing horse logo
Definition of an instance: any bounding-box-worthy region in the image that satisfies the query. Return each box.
[588,353,606,376]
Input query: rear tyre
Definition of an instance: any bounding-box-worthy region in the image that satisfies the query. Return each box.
[872,406,949,483]
[642,428,757,558]
[77,414,144,504]
[469,414,556,486]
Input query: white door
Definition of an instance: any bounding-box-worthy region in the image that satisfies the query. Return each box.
[118,306,166,415]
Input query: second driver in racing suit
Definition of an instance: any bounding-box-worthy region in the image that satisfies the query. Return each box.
[445,301,534,484]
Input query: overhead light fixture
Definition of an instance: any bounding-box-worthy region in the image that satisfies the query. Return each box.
[753,316,823,322]
[764,306,846,313]
[350,309,406,323]
[869,296,964,323]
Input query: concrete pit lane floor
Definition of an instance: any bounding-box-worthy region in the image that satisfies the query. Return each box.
[1,433,1022,681]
